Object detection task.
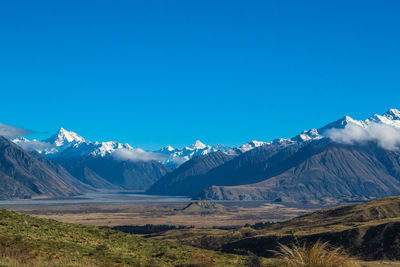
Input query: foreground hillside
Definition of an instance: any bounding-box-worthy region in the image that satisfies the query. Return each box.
[221,196,400,260]
[149,196,400,263]
[0,209,245,266]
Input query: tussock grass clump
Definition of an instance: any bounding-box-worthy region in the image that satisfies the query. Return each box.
[276,241,358,267]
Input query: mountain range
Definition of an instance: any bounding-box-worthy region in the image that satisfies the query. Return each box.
[13,128,257,167]
[147,109,400,204]
[2,108,400,202]
[11,127,267,192]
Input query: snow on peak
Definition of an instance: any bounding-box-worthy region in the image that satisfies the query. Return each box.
[159,145,175,153]
[155,140,218,168]
[252,140,267,146]
[165,145,175,151]
[45,127,85,147]
[192,140,207,149]
[238,140,267,152]
[89,141,134,157]
[384,108,400,120]
[296,129,323,142]
[365,109,400,128]
[342,116,365,127]
[12,136,29,143]
[13,108,400,169]
[212,144,232,152]
[319,115,366,134]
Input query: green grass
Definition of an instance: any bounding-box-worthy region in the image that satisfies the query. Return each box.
[0,209,246,266]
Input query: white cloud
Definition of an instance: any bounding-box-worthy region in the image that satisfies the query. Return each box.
[16,140,55,153]
[325,122,400,151]
[112,148,167,162]
[0,122,31,138]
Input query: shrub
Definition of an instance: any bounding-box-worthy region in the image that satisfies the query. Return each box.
[245,252,263,267]
[276,240,358,267]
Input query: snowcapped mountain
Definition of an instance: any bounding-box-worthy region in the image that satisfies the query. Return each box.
[12,136,33,147]
[148,108,400,199]
[13,128,86,155]
[238,140,268,153]
[12,136,56,154]
[222,140,268,157]
[13,128,135,159]
[265,108,400,147]
[13,130,233,167]
[45,127,85,147]
[249,108,400,159]
[222,108,400,161]
[55,141,135,158]
[365,108,400,127]
[11,108,400,168]
[156,140,225,168]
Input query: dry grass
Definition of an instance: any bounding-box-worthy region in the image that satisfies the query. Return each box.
[1,200,309,228]
[260,196,400,237]
[276,241,359,267]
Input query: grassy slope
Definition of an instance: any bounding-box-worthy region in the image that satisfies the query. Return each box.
[0,209,245,267]
[261,196,400,236]
[151,197,400,261]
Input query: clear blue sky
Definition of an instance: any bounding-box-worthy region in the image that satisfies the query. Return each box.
[0,1,399,149]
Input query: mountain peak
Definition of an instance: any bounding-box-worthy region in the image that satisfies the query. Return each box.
[247,140,267,146]
[343,115,353,121]
[45,128,85,147]
[165,145,175,151]
[12,136,29,143]
[238,140,267,153]
[193,140,207,149]
[319,115,365,134]
[384,108,400,120]
[295,128,321,142]
[342,115,363,125]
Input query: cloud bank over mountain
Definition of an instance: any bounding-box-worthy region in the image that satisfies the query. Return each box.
[326,122,400,151]
[16,139,53,152]
[112,148,167,162]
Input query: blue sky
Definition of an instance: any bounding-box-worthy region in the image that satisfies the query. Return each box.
[0,1,399,149]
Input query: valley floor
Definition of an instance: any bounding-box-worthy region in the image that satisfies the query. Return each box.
[0,195,312,227]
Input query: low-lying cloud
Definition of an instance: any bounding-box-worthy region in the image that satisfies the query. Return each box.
[112,148,167,162]
[16,140,54,153]
[0,122,31,138]
[325,122,400,151]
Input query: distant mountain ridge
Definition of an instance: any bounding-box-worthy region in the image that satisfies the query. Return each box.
[53,155,170,191]
[14,130,247,168]
[156,140,234,168]
[147,109,400,203]
[11,108,400,164]
[199,140,400,203]
[147,151,235,195]
[13,128,172,191]
[14,128,135,158]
